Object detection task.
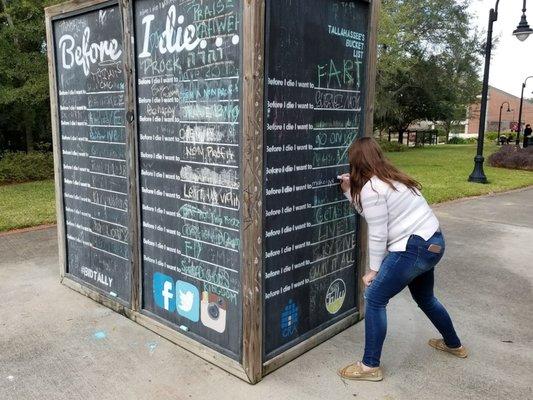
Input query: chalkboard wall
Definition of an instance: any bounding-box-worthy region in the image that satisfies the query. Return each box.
[53,4,131,303]
[263,0,369,359]
[48,0,374,377]
[134,0,243,359]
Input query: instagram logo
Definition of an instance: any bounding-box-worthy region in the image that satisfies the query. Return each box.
[200,291,227,333]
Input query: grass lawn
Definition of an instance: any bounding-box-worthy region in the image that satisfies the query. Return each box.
[0,144,531,232]
[0,180,56,232]
[386,144,533,204]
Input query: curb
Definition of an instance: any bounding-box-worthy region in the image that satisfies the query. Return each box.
[431,185,533,209]
[0,224,57,238]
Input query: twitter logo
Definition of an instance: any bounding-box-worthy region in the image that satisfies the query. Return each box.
[176,281,199,322]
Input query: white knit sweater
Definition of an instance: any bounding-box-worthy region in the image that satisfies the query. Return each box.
[344,177,439,271]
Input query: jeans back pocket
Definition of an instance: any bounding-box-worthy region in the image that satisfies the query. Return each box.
[417,241,445,271]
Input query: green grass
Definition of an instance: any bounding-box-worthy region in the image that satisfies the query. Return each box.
[0,144,532,232]
[386,144,533,204]
[0,180,56,232]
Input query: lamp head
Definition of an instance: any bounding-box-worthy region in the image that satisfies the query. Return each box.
[514,14,533,42]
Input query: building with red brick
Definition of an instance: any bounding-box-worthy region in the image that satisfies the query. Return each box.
[465,86,533,136]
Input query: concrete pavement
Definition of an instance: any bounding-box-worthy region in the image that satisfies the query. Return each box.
[0,188,532,400]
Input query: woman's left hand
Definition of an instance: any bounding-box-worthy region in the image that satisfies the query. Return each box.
[362,270,378,287]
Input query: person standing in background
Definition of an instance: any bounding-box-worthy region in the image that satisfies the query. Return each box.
[523,124,532,148]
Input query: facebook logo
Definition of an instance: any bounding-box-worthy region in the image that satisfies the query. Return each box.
[153,272,175,312]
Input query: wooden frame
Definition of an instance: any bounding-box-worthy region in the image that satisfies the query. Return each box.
[119,0,141,313]
[259,0,380,374]
[45,0,379,384]
[241,0,266,384]
[358,0,381,317]
[45,0,132,314]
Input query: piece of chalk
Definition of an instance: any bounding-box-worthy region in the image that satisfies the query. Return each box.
[179,325,189,332]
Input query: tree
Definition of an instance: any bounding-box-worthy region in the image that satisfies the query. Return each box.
[0,0,57,152]
[375,0,483,143]
[375,57,447,143]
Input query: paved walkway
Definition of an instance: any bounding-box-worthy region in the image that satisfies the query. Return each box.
[1,189,532,400]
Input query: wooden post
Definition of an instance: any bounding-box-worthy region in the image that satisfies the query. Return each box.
[358,0,380,317]
[120,0,141,312]
[45,9,66,280]
[363,0,380,139]
[241,0,265,384]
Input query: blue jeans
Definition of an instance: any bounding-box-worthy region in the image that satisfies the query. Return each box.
[362,231,461,367]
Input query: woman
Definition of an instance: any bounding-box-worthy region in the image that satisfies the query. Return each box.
[337,137,467,382]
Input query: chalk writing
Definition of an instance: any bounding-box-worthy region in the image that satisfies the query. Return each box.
[135,0,242,358]
[263,0,369,359]
[53,5,131,302]
[59,27,122,76]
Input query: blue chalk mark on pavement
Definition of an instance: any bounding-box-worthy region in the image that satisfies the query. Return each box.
[93,331,107,340]
[146,341,158,354]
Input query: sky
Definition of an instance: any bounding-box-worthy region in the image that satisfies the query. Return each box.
[469,0,533,97]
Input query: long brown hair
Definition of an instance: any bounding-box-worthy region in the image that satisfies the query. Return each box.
[348,137,421,210]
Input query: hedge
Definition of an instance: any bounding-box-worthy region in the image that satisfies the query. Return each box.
[377,139,408,152]
[0,152,55,184]
[488,145,533,171]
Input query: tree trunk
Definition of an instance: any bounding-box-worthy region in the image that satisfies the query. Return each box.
[398,129,404,144]
[445,121,451,144]
[25,111,34,152]
[25,123,34,152]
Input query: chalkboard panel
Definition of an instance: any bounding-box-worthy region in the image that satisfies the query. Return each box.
[53,4,131,303]
[263,0,369,359]
[134,0,242,359]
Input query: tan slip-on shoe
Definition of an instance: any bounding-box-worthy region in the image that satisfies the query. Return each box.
[428,338,468,358]
[337,362,383,382]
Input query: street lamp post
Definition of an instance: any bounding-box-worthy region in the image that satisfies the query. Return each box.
[515,76,533,145]
[514,0,533,41]
[498,101,512,143]
[468,1,500,183]
[469,0,532,183]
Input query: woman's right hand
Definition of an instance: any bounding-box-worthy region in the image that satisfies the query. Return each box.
[339,173,350,193]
